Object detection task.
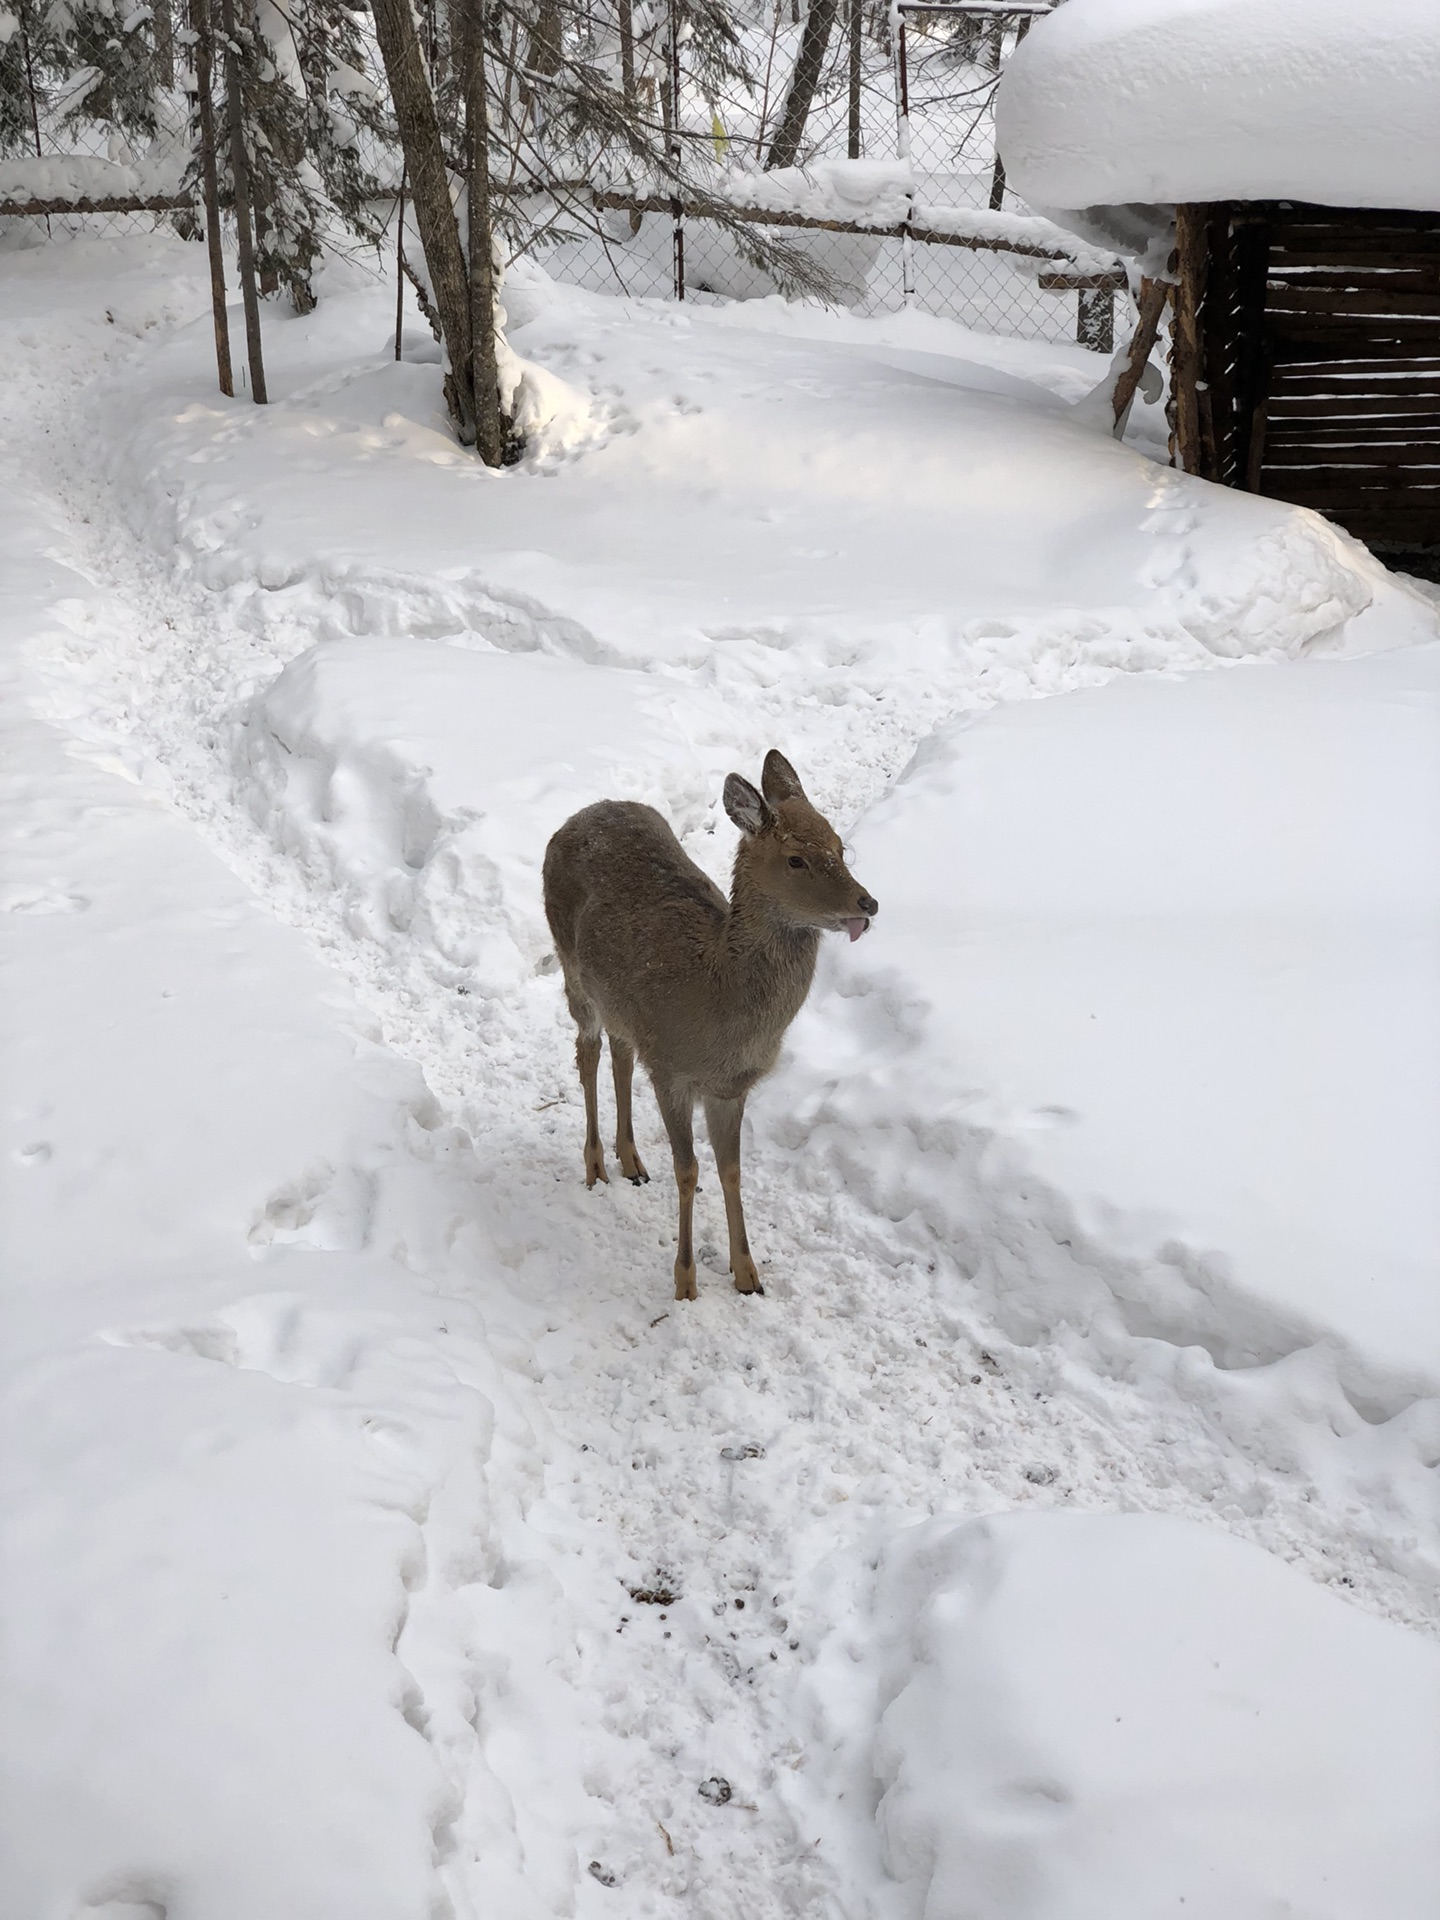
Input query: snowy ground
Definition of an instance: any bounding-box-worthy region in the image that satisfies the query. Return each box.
[2,233,1438,1920]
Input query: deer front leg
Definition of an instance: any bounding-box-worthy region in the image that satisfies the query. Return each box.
[609,1036,649,1184]
[654,1078,698,1301]
[704,1093,762,1296]
[576,1029,608,1187]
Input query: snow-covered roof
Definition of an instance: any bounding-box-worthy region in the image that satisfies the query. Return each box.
[997,0,1440,231]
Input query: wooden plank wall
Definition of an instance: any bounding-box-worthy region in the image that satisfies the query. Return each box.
[1172,202,1440,556]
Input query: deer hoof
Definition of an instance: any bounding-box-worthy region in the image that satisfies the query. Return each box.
[618,1150,649,1184]
[732,1258,763,1296]
[674,1263,698,1301]
[584,1148,609,1188]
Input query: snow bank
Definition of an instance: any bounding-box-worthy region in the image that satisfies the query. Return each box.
[90,266,1432,683]
[817,644,1440,1396]
[997,0,1440,226]
[797,1512,1440,1920]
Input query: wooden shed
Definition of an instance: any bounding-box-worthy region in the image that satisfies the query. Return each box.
[995,0,1440,574]
[1169,201,1440,571]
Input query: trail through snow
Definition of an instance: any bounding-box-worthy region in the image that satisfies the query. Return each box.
[4,235,1438,1919]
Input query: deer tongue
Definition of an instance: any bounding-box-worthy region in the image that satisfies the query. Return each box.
[846,917,870,942]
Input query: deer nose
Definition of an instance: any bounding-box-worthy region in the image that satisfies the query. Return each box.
[857,891,878,916]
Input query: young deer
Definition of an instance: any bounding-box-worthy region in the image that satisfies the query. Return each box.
[543,750,878,1300]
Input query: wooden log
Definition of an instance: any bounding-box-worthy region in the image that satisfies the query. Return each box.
[0,192,192,216]
[1267,393,1440,416]
[1269,329,1440,358]
[1037,269,1128,292]
[1111,276,1169,430]
[1264,288,1440,316]
[1171,203,1211,475]
[1261,473,1440,497]
[587,189,1116,268]
[1266,421,1440,442]
[1270,366,1440,389]
[1262,442,1440,467]
[1266,242,1440,264]
[1265,266,1440,289]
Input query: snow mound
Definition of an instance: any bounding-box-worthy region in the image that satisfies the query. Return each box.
[823,644,1440,1396]
[997,0,1440,224]
[798,1512,1440,1920]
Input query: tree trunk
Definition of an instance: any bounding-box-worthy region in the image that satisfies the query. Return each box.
[466,0,511,466]
[370,0,477,442]
[217,0,267,402]
[191,0,234,396]
[766,0,839,171]
[618,0,635,109]
[153,0,175,89]
[526,0,556,95]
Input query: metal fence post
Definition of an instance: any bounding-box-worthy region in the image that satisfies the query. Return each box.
[669,0,685,300]
[892,2,914,307]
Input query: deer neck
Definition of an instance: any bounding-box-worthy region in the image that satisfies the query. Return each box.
[720,866,821,1012]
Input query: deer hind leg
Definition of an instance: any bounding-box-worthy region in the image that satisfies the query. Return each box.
[704,1093,762,1296]
[609,1036,649,1184]
[565,986,608,1188]
[654,1077,698,1300]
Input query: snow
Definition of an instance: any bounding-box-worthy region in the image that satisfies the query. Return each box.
[997,0,1440,228]
[0,151,185,206]
[844,647,1440,1393]
[697,163,1119,275]
[2,231,1439,1920]
[796,1512,1440,1920]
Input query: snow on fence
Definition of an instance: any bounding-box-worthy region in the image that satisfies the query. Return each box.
[543,180,1126,348]
[0,155,191,232]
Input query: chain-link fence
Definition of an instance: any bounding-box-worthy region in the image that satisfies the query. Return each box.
[3,2,1124,350]
[527,3,1124,346]
[535,207,1122,345]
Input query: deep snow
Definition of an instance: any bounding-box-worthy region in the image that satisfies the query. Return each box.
[3,232,1439,1920]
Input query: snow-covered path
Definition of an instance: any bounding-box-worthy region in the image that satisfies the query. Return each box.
[4,236,1439,1920]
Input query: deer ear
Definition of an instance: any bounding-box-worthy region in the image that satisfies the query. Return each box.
[724,774,773,837]
[761,750,805,804]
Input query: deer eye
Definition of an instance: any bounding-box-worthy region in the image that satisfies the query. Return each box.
[787,855,807,869]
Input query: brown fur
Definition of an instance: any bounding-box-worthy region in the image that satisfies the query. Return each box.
[542,750,878,1299]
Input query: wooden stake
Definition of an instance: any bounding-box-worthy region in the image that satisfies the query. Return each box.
[218,0,267,403]
[1111,275,1168,433]
[192,0,234,396]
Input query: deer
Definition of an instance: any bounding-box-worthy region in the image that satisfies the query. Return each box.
[542,750,878,1301]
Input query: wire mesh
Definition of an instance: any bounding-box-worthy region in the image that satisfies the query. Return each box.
[3,1,1118,349]
[526,4,1117,345]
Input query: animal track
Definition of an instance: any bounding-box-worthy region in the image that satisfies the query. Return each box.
[248,1162,375,1253]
